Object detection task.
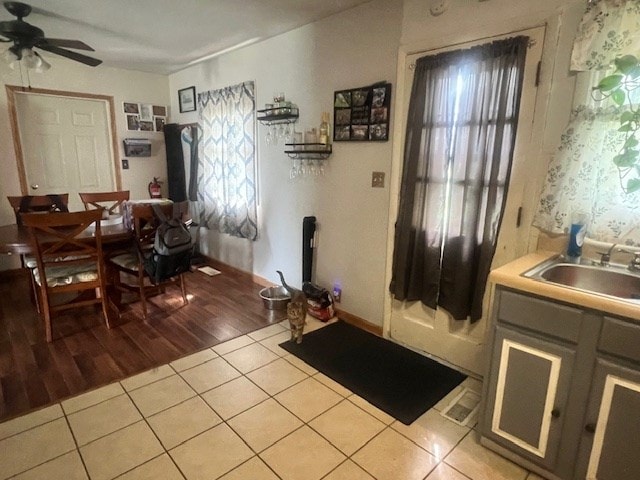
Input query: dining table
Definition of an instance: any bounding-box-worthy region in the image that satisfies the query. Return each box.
[0,222,133,255]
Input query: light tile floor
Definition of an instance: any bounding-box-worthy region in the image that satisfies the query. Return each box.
[0,318,544,480]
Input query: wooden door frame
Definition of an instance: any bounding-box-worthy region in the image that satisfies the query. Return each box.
[5,85,122,195]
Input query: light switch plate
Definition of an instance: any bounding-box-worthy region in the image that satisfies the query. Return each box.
[372,171,385,188]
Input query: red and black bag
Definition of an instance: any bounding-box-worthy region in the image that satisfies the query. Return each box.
[303,282,335,322]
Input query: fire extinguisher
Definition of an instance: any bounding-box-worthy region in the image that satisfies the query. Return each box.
[148,177,162,198]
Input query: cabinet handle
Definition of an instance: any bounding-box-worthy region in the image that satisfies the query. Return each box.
[551,408,561,418]
[585,423,596,434]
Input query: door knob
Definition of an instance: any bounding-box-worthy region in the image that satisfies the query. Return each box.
[551,408,561,418]
[30,184,39,190]
[585,423,596,434]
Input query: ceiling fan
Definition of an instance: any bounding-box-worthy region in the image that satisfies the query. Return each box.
[0,1,101,67]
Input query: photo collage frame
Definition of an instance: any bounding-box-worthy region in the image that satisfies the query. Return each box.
[123,102,167,132]
[333,82,392,142]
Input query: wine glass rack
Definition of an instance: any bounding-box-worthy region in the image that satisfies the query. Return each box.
[256,107,299,126]
[284,143,332,160]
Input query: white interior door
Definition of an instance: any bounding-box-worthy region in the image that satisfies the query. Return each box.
[388,27,545,376]
[14,93,116,212]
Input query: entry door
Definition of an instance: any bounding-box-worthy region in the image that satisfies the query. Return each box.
[14,93,116,212]
[388,27,545,375]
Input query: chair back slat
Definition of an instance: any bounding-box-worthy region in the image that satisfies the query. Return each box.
[131,203,173,250]
[21,210,104,263]
[79,191,130,216]
[7,194,70,225]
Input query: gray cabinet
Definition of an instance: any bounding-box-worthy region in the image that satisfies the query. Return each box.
[483,325,575,471]
[480,287,640,480]
[572,315,640,480]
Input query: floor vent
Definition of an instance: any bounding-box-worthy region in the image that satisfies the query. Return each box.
[440,387,481,427]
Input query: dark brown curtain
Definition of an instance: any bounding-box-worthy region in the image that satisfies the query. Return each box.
[389,36,528,322]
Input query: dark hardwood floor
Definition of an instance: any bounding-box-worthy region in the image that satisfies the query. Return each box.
[0,264,280,423]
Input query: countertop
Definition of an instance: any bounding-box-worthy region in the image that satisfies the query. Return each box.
[489,251,640,322]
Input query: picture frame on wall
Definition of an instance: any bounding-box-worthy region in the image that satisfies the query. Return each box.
[126,114,140,131]
[154,116,166,132]
[123,102,166,131]
[178,86,196,113]
[139,103,153,122]
[333,82,392,142]
[153,105,167,116]
[123,102,139,114]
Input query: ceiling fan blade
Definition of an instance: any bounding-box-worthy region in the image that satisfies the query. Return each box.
[38,38,94,51]
[37,43,102,66]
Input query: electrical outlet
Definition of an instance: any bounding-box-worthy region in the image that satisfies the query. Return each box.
[372,171,385,188]
[333,284,342,303]
[121,159,129,169]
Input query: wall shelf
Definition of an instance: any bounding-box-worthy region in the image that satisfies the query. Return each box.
[284,143,332,160]
[257,107,299,126]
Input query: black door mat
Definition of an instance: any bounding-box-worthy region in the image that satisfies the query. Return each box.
[279,320,467,425]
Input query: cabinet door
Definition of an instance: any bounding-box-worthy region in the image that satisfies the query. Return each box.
[483,326,575,470]
[575,359,640,480]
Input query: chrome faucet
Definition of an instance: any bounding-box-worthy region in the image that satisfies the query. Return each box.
[596,243,617,267]
[618,248,640,272]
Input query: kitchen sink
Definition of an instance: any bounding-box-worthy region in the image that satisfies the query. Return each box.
[523,256,640,301]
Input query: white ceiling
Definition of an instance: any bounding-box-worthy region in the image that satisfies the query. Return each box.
[2,0,372,75]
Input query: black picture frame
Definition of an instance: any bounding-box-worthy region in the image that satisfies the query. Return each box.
[178,86,196,113]
[333,82,392,142]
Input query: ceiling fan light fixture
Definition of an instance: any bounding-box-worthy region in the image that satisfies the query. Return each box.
[1,2,101,69]
[21,47,41,69]
[2,46,19,65]
[33,52,49,72]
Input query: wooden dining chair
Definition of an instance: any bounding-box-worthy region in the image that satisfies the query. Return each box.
[108,203,188,319]
[7,193,71,310]
[7,194,70,225]
[21,209,111,342]
[79,191,130,216]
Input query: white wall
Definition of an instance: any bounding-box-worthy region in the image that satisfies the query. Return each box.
[169,0,403,325]
[0,56,170,268]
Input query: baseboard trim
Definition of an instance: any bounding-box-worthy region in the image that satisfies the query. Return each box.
[198,256,383,336]
[336,308,383,336]
[198,255,273,288]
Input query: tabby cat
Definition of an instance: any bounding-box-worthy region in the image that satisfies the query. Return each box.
[277,270,308,343]
[287,301,306,343]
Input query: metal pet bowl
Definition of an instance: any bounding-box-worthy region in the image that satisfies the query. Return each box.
[259,286,291,310]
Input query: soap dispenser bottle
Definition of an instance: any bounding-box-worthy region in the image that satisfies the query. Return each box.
[567,212,588,263]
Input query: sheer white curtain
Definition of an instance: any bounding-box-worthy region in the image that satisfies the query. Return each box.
[571,0,640,71]
[533,0,640,244]
[197,81,258,240]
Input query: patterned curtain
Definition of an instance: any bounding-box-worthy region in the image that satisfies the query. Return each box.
[534,1,640,244]
[533,103,640,242]
[197,81,258,240]
[571,0,640,71]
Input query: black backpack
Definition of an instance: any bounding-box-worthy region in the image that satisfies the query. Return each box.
[143,203,194,284]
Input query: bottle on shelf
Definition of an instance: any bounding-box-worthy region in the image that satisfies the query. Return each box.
[305,128,318,150]
[319,112,331,148]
